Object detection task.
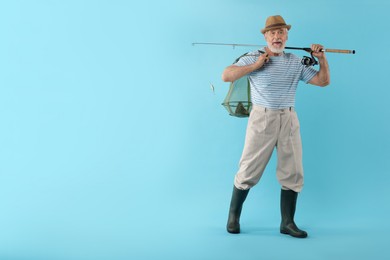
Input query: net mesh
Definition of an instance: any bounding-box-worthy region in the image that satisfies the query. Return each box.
[221,75,252,117]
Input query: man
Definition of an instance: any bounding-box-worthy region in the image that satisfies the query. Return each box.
[222,15,330,238]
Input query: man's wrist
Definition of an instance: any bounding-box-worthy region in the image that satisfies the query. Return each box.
[318,56,327,62]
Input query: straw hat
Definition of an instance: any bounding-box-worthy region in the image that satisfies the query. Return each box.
[261,15,291,34]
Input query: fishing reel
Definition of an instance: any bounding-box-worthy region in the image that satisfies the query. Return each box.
[301,52,318,67]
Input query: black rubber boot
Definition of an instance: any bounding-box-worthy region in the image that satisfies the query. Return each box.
[280,189,308,238]
[227,186,249,234]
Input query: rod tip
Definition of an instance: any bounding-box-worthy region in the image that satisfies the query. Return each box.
[352,50,356,54]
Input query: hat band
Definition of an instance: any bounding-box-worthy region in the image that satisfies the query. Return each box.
[265,23,287,29]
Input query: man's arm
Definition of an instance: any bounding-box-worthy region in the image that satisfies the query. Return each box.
[222,53,269,82]
[308,44,331,87]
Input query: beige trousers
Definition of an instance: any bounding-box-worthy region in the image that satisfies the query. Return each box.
[234,105,304,192]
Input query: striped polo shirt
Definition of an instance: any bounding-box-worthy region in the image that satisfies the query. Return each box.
[235,48,318,109]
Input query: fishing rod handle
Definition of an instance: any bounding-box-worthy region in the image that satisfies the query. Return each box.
[324,48,356,54]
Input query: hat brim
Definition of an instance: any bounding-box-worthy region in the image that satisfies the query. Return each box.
[261,24,291,34]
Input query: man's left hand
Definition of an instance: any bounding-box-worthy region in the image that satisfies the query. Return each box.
[311,44,325,59]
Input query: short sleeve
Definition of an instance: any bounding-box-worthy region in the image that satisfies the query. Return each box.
[234,51,258,67]
[300,63,318,83]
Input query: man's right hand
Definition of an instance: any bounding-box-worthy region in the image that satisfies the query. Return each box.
[254,53,269,70]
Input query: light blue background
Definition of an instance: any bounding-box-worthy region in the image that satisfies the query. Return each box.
[0,0,389,259]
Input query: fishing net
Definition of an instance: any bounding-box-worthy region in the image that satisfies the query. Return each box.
[221,76,251,117]
[221,51,260,118]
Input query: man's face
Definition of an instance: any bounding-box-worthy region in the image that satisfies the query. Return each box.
[264,28,288,54]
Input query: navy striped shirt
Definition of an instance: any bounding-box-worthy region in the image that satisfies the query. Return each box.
[235,48,318,109]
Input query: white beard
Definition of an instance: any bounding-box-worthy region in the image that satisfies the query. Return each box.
[268,45,285,54]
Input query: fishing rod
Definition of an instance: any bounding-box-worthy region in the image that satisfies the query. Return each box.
[192,42,356,54]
